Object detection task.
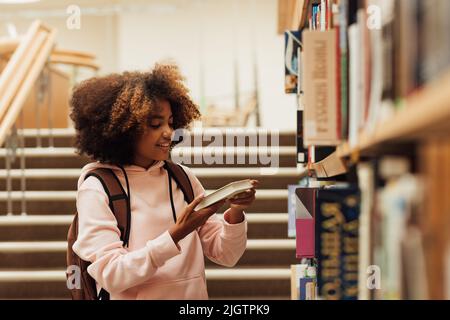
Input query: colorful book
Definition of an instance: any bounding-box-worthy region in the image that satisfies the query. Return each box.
[295,187,319,259]
[300,278,315,300]
[290,264,308,300]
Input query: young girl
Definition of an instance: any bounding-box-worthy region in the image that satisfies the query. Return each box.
[69,64,258,300]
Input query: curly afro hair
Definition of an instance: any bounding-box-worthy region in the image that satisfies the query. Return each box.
[70,63,201,166]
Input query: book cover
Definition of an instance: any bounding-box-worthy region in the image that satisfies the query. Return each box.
[339,0,349,140]
[195,179,253,210]
[302,30,340,146]
[357,162,375,300]
[295,187,318,259]
[348,23,360,147]
[285,30,303,94]
[315,187,360,300]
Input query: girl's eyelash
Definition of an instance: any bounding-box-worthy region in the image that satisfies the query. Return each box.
[150,123,173,128]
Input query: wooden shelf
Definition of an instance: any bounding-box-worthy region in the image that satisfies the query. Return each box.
[311,69,450,178]
[339,70,450,158]
[277,0,310,34]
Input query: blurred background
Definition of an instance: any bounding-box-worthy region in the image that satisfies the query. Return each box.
[0,0,301,300]
[0,0,297,129]
[1,0,450,301]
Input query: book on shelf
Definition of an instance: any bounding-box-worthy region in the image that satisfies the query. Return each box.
[297,0,450,153]
[295,187,318,259]
[194,179,253,211]
[291,263,318,300]
[277,0,308,34]
[302,29,340,146]
[315,186,360,300]
[285,30,303,94]
[290,264,307,300]
[356,162,375,300]
[286,0,450,302]
[357,157,436,300]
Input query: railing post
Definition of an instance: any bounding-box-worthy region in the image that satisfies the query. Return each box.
[5,129,17,216]
[45,65,54,148]
[18,111,27,216]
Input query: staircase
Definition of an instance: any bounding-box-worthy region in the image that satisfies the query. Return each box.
[0,128,302,299]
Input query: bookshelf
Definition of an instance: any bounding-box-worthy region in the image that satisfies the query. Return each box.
[287,0,450,300]
[312,69,450,178]
[277,0,312,34]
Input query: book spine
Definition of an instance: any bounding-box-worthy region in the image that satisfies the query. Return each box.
[316,188,360,300]
[336,27,342,140]
[295,188,317,259]
[303,30,339,146]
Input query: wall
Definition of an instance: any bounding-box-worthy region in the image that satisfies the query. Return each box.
[0,0,297,129]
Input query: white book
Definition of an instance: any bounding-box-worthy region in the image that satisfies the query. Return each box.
[348,23,360,148]
[195,179,253,211]
[321,0,326,31]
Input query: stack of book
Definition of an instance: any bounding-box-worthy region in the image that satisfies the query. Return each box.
[281,0,450,300]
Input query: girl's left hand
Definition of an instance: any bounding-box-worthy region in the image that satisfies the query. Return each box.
[226,180,259,211]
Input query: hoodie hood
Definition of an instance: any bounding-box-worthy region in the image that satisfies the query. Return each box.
[77,161,166,190]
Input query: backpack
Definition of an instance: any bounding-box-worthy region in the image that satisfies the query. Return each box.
[66,160,194,300]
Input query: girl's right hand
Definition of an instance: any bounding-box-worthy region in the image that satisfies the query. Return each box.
[168,194,226,245]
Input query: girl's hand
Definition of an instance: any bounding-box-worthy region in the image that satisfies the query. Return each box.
[226,180,259,211]
[223,180,259,224]
[169,194,226,245]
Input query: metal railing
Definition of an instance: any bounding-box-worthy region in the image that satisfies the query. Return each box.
[0,21,55,216]
[0,20,98,216]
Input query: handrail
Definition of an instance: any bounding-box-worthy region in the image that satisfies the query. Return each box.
[0,20,56,147]
[0,37,98,71]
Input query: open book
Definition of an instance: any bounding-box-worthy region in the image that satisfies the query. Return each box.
[194,179,254,211]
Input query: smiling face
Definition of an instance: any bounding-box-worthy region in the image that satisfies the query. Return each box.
[133,99,174,169]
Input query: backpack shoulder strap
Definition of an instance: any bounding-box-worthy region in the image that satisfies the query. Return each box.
[84,168,131,247]
[163,160,195,204]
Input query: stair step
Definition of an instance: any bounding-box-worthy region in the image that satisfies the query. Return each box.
[0,167,305,190]
[0,146,296,157]
[18,128,296,148]
[0,213,288,226]
[0,189,287,201]
[0,167,303,178]
[0,268,291,299]
[0,213,291,241]
[0,268,290,281]
[0,250,297,269]
[0,190,288,215]
[0,251,297,269]
[0,239,295,252]
[0,147,297,169]
[0,239,296,269]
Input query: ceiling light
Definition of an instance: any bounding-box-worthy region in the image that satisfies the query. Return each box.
[0,0,40,4]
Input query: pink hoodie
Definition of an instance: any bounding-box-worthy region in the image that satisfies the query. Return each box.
[72,160,247,300]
